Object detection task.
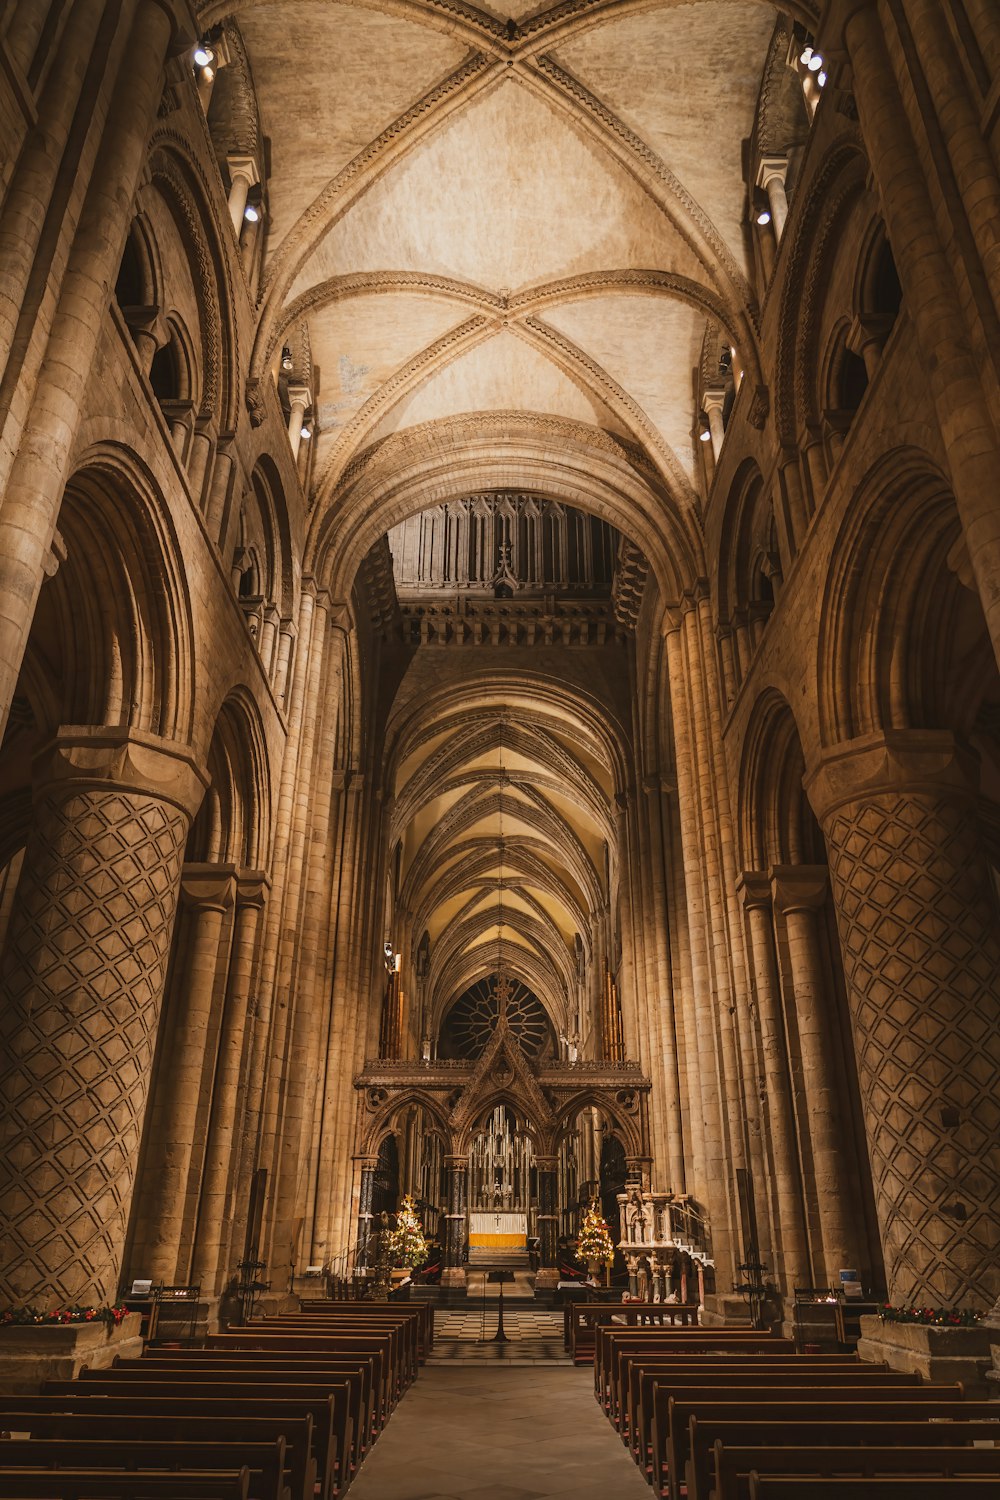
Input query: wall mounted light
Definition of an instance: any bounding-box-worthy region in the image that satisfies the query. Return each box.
[698,416,712,443]
[243,203,260,223]
[281,345,294,372]
[194,42,215,66]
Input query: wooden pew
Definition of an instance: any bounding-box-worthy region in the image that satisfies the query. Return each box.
[624,1363,909,1468]
[713,1442,1000,1500]
[0,1468,250,1499]
[281,1302,435,1359]
[747,1478,1000,1498]
[566,1302,699,1360]
[1,1395,339,1500]
[44,1378,353,1496]
[122,1354,378,1450]
[240,1318,416,1387]
[595,1329,795,1412]
[208,1330,407,1402]
[0,1440,287,1500]
[686,1420,1000,1500]
[658,1391,998,1500]
[613,1350,867,1436]
[0,1416,314,1500]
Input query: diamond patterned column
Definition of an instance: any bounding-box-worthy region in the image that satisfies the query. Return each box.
[0,730,206,1308]
[807,732,1000,1307]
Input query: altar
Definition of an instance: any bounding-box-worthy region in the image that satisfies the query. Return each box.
[468,1211,527,1251]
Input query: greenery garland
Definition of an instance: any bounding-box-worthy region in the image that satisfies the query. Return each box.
[0,1305,128,1327]
[878,1304,983,1328]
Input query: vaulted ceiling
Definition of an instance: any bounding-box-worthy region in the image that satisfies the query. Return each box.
[200,0,807,1030]
[208,0,804,520]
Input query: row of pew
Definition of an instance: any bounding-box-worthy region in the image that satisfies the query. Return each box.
[592,1321,1000,1498]
[0,1299,433,1499]
[564,1301,700,1364]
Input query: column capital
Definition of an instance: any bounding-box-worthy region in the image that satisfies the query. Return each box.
[770,863,828,915]
[804,731,977,824]
[180,863,238,913]
[737,870,772,910]
[226,153,260,188]
[34,727,208,820]
[443,1154,467,1171]
[702,386,727,414]
[286,382,312,412]
[534,1156,558,1173]
[756,154,788,189]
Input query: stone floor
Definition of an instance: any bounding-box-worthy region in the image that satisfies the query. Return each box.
[350,1365,650,1499]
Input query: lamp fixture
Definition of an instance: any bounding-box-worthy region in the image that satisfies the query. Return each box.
[243,203,260,223]
[799,45,813,65]
[194,42,215,66]
[807,50,824,72]
[300,422,311,440]
[281,345,294,372]
[698,415,712,442]
[756,207,772,227]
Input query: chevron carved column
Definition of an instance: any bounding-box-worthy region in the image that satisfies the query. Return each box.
[807,732,1000,1307]
[0,730,206,1307]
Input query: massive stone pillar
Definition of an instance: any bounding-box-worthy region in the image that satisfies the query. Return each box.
[0,729,205,1307]
[738,874,810,1294]
[771,865,865,1284]
[190,872,268,1292]
[441,1154,468,1289]
[807,732,1000,1307]
[131,866,237,1284]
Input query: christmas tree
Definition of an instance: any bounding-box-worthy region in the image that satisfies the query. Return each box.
[387,1194,429,1269]
[577,1199,615,1267]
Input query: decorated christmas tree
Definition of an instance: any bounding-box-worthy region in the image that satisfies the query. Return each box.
[387,1194,429,1269]
[577,1199,615,1268]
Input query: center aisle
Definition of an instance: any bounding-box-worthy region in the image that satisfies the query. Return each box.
[349,1365,651,1499]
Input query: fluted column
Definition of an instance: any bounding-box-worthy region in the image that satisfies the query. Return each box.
[535,1156,559,1289]
[0,728,205,1306]
[738,873,810,1294]
[190,872,268,1292]
[771,865,863,1283]
[133,864,236,1283]
[441,1154,468,1288]
[807,731,1000,1306]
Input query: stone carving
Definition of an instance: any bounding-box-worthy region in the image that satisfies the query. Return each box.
[0,786,189,1306]
[824,790,1000,1306]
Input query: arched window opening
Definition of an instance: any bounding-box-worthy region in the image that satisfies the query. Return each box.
[149,338,181,403]
[371,1134,400,1217]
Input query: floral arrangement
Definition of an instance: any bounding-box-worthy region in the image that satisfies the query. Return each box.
[0,1304,128,1328]
[386,1195,429,1269]
[878,1304,983,1328]
[577,1200,615,1267]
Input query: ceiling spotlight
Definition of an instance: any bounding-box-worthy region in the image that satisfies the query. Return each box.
[281,345,294,372]
[756,208,772,226]
[243,203,260,223]
[808,51,824,71]
[194,43,215,67]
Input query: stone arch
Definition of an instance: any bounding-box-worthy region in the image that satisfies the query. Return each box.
[739,688,823,872]
[144,133,241,432]
[817,448,996,746]
[186,691,271,870]
[773,139,868,451]
[17,452,194,743]
[308,413,705,608]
